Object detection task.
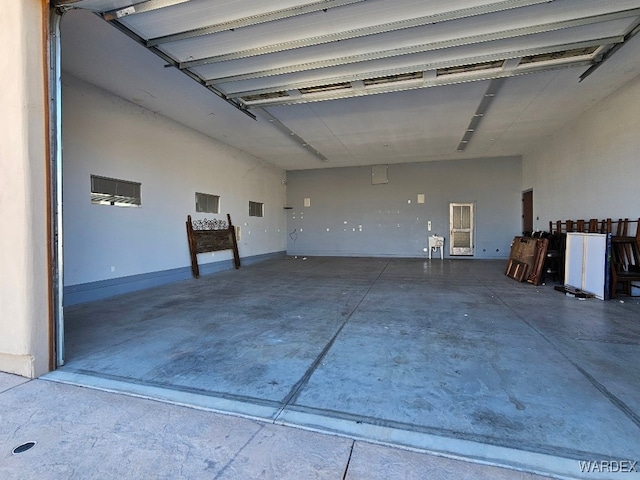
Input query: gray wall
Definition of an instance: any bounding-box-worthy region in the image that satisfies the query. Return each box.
[62,75,287,304]
[523,73,640,229]
[286,157,522,258]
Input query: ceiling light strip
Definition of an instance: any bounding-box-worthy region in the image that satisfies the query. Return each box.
[146,0,366,47]
[202,8,639,82]
[227,36,621,100]
[238,57,594,108]
[178,0,551,67]
[102,0,190,21]
[103,14,256,120]
[254,108,328,162]
[457,78,505,152]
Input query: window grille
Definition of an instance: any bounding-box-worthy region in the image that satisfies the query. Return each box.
[249,201,264,217]
[195,192,220,214]
[91,175,141,207]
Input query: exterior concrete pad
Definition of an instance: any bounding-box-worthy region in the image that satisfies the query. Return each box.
[0,373,29,394]
[0,375,555,480]
[275,407,609,480]
[0,379,263,480]
[346,441,552,480]
[214,423,352,479]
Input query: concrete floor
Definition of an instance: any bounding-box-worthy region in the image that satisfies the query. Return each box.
[46,257,640,478]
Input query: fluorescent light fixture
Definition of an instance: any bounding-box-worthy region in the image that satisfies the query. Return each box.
[456,78,504,152]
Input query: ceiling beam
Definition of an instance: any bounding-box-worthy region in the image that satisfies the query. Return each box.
[201,7,640,84]
[146,0,367,47]
[226,37,621,101]
[177,0,551,67]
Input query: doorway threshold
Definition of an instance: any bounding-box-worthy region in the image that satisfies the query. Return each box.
[43,369,591,480]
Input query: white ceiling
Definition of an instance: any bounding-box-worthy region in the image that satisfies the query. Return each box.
[56,0,640,170]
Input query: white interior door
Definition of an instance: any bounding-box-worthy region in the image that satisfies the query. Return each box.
[450,203,474,256]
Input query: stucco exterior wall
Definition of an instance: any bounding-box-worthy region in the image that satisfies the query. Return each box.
[0,0,51,377]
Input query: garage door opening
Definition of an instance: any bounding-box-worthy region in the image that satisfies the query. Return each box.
[47,4,640,480]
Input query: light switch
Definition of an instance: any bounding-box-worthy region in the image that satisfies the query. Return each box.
[427,221,432,231]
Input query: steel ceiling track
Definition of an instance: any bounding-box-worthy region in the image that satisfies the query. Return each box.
[102,18,256,119]
[53,0,189,12]
[580,16,640,82]
[53,0,257,118]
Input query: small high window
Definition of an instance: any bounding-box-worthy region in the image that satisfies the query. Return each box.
[91,175,141,207]
[195,192,220,214]
[249,201,264,217]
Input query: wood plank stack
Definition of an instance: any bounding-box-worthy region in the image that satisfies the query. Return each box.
[505,236,549,286]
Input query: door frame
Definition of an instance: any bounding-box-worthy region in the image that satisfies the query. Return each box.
[50,7,65,367]
[522,189,533,234]
[449,202,475,256]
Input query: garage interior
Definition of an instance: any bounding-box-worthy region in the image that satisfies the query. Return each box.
[50,1,640,478]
